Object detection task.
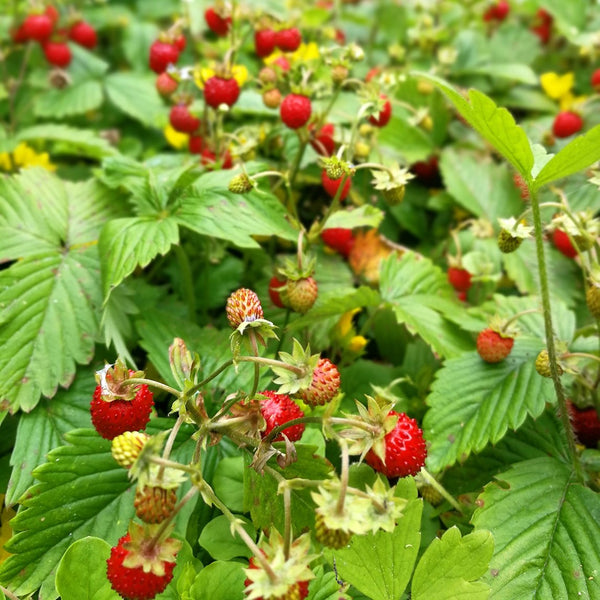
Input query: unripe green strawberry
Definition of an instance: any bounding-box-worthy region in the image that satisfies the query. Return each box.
[382,186,405,205]
[134,486,178,524]
[535,349,562,378]
[301,358,340,406]
[226,288,264,328]
[111,431,150,469]
[419,484,443,506]
[497,229,523,253]
[315,512,352,549]
[587,284,600,319]
[228,173,254,193]
[285,277,318,314]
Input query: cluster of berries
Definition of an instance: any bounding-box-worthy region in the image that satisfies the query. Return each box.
[11,5,97,68]
[483,2,553,45]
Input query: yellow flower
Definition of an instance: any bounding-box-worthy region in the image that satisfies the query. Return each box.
[559,92,588,112]
[164,124,189,149]
[264,42,320,67]
[336,309,360,338]
[0,143,56,172]
[348,335,367,353]
[540,72,574,100]
[194,64,248,90]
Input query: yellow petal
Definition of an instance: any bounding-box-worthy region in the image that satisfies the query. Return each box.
[560,93,588,112]
[540,72,574,100]
[336,309,360,337]
[0,152,13,171]
[231,64,248,87]
[194,67,216,90]
[292,42,320,62]
[164,124,189,149]
[348,335,367,353]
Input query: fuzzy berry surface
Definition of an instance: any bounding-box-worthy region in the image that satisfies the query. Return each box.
[90,385,154,440]
[204,7,232,36]
[301,358,340,406]
[226,288,264,328]
[22,13,54,41]
[315,513,352,549]
[321,228,354,257]
[568,402,600,448]
[203,76,240,108]
[553,111,583,138]
[149,41,179,74]
[69,20,97,49]
[310,123,335,156]
[552,229,577,258]
[476,329,514,363]
[285,277,318,314]
[169,104,200,133]
[321,170,351,200]
[42,41,72,67]
[280,94,312,129]
[587,286,600,319]
[368,95,392,127]
[259,390,305,442]
[365,411,427,478]
[275,27,302,52]
[268,276,288,308]
[107,534,176,600]
[447,267,472,292]
[255,28,277,57]
[134,486,178,524]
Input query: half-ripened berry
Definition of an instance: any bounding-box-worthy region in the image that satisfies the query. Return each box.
[300,358,340,406]
[226,288,264,328]
[476,328,514,363]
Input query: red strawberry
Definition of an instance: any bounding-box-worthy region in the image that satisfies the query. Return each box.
[366,67,382,82]
[275,27,302,52]
[42,41,72,67]
[226,288,264,328]
[411,155,440,185]
[203,75,240,108]
[476,328,514,363]
[301,358,340,406]
[591,69,600,92]
[310,123,335,156]
[447,267,472,292]
[321,228,355,257]
[21,13,54,41]
[365,411,427,478]
[200,148,233,170]
[169,104,200,133]
[156,72,178,95]
[204,7,231,36]
[531,22,551,44]
[273,56,291,72]
[107,533,177,600]
[553,111,583,138]
[483,0,510,22]
[321,171,351,200]
[45,5,60,25]
[513,173,530,200]
[285,277,318,314]
[259,390,305,441]
[552,229,577,258]
[90,384,154,440]
[149,41,179,74]
[11,23,29,44]
[568,401,600,447]
[268,275,287,308]
[69,20,97,49]
[188,135,205,154]
[255,29,277,58]
[280,94,312,129]
[173,34,186,52]
[368,95,392,127]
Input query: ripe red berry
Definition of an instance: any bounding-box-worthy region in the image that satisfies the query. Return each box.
[69,20,97,49]
[310,123,335,156]
[321,170,351,201]
[321,228,355,257]
[275,27,302,52]
[149,40,179,74]
[169,104,200,133]
[280,94,312,129]
[591,69,600,92]
[531,22,551,44]
[188,135,205,154]
[156,72,178,95]
[90,384,154,440]
[45,5,60,25]
[568,401,600,448]
[365,411,427,478]
[476,328,514,363]
[42,41,72,67]
[11,23,28,44]
[259,390,305,441]
[21,13,54,42]
[553,111,583,138]
[204,7,231,36]
[301,357,340,406]
[255,29,277,58]
[273,56,291,72]
[268,275,287,308]
[366,67,382,82]
[107,533,177,600]
[411,155,440,185]
[483,0,510,22]
[173,34,186,52]
[447,267,472,293]
[200,148,233,170]
[368,95,392,127]
[552,229,577,258]
[203,75,240,108]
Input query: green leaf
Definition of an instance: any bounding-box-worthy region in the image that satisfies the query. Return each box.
[104,73,167,127]
[460,63,537,85]
[198,515,255,561]
[99,216,179,297]
[534,125,600,189]
[55,537,119,600]
[379,252,473,358]
[175,170,297,248]
[411,527,493,600]
[420,74,534,177]
[213,456,245,512]
[439,148,523,222]
[34,80,104,118]
[323,205,384,230]
[17,124,117,159]
[473,457,600,599]
[0,172,117,412]
[189,561,245,600]
[379,115,435,163]
[306,567,343,600]
[333,489,422,600]
[541,0,586,29]
[6,369,93,506]
[423,337,555,472]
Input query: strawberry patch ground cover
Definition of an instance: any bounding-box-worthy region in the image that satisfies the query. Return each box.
[2,1,600,599]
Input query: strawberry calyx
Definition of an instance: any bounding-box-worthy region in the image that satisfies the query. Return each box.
[121,521,181,576]
[95,359,145,402]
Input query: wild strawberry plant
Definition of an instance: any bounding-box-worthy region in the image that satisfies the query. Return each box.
[2,1,600,600]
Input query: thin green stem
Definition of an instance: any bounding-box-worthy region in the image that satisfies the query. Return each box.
[248,330,260,399]
[274,309,291,356]
[529,184,583,482]
[159,415,185,479]
[418,468,463,514]
[335,441,350,516]
[264,416,323,444]
[264,466,292,559]
[188,359,235,395]
[149,456,198,476]
[125,378,180,397]
[174,244,196,322]
[237,355,306,376]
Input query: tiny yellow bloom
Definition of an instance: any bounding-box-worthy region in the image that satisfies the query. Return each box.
[164,124,189,150]
[559,93,588,112]
[348,335,367,353]
[336,309,360,338]
[264,42,320,67]
[0,143,56,172]
[194,64,248,90]
[231,64,248,87]
[540,72,574,100]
